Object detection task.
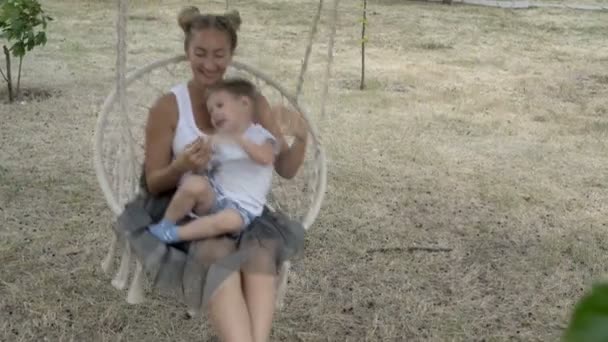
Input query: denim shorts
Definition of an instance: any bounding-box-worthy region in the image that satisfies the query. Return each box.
[208,179,257,231]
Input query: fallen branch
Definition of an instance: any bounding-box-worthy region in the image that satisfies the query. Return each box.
[366,246,452,254]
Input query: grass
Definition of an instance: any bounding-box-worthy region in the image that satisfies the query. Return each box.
[1,0,608,341]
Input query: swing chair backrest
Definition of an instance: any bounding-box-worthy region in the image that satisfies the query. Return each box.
[94,55,327,230]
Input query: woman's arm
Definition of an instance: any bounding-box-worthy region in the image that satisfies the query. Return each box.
[275,133,307,179]
[255,95,308,179]
[143,95,185,195]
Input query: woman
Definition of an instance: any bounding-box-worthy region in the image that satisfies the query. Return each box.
[116,6,309,342]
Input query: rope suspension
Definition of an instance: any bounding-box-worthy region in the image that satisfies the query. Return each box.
[116,0,127,116]
[320,0,339,120]
[116,0,140,200]
[295,0,324,102]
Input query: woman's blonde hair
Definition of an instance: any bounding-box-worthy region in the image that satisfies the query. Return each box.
[177,6,242,52]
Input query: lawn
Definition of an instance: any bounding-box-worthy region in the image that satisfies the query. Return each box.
[1,0,607,341]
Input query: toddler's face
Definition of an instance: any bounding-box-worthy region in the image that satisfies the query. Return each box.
[206,90,252,133]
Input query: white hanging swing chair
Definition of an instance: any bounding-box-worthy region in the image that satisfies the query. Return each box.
[94,0,338,309]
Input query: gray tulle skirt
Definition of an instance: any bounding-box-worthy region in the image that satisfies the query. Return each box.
[113,182,305,315]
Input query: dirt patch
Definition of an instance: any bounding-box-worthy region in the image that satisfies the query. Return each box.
[0,87,60,104]
[590,73,608,85]
[128,14,160,21]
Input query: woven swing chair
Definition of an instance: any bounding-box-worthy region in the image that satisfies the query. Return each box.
[95,0,338,310]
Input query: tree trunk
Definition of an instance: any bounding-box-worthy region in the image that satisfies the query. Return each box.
[360,0,367,90]
[16,56,23,100]
[3,45,13,103]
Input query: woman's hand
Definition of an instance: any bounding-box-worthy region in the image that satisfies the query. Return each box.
[172,137,212,173]
[272,104,308,142]
[254,94,308,179]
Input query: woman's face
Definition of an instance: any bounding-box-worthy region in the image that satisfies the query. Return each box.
[187,28,233,87]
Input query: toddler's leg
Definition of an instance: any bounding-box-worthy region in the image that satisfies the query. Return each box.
[177,209,244,242]
[149,175,214,243]
[165,175,215,221]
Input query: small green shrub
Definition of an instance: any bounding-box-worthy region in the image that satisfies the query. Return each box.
[0,0,53,102]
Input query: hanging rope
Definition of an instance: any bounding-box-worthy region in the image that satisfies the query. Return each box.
[116,0,128,203]
[116,0,127,120]
[295,0,324,101]
[319,0,339,120]
[116,0,139,201]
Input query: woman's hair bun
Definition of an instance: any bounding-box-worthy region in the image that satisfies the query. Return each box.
[224,9,242,31]
[178,6,201,32]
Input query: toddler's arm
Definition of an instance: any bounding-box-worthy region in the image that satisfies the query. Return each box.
[236,135,275,166]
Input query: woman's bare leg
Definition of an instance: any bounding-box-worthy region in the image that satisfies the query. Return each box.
[241,242,279,342]
[209,272,254,342]
[243,272,276,342]
[191,238,254,342]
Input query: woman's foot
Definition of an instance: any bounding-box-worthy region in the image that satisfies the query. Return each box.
[148,219,181,243]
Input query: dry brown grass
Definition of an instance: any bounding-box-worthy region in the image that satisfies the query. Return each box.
[1,0,608,341]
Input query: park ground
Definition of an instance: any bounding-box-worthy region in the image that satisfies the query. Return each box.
[1,0,607,341]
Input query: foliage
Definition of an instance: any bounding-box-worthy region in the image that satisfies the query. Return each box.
[0,0,52,102]
[563,282,608,342]
[0,0,52,57]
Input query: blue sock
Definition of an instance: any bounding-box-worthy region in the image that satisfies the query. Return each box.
[148,218,180,243]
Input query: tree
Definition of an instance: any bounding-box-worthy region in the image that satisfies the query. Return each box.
[0,0,52,103]
[360,0,367,90]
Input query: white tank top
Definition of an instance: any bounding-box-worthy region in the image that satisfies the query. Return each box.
[170,83,207,158]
